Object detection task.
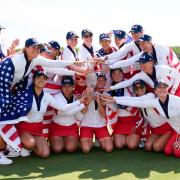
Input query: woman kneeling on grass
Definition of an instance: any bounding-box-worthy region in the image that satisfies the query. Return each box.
[49,76,85,153]
[79,72,113,153]
[16,72,85,158]
[101,80,180,157]
[131,80,173,152]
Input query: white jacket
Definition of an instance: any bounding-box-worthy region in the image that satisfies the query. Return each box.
[114,94,180,134]
[52,92,85,126]
[111,65,180,95]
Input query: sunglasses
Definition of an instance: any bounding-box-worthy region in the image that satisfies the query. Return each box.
[134,85,145,91]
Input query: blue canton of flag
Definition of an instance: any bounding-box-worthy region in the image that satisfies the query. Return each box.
[0,58,33,124]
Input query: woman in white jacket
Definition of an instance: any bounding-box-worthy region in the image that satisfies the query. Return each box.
[49,76,85,153]
[101,80,180,157]
[107,52,180,97]
[17,72,85,158]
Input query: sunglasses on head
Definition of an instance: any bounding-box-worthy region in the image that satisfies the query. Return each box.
[156,85,168,89]
[134,84,145,91]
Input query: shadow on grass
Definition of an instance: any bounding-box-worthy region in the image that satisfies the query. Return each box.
[0,147,180,179]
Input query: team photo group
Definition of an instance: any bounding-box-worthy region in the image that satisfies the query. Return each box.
[0,24,180,165]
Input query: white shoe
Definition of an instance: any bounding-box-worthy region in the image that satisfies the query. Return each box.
[6,150,20,158]
[20,148,30,157]
[0,155,13,165]
[4,145,20,158]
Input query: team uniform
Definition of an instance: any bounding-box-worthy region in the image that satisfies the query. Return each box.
[49,92,85,138]
[113,93,173,135]
[110,65,180,96]
[78,100,110,140]
[62,46,78,61]
[106,41,142,77]
[107,86,143,135]
[42,67,77,137]
[109,44,180,72]
[0,52,74,124]
[17,91,84,137]
[96,47,117,87]
[78,44,97,62]
[113,94,180,157]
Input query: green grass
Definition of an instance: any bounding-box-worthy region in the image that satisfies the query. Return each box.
[0,148,180,180]
[171,46,180,59]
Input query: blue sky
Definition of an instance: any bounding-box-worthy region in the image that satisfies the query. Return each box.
[0,0,180,48]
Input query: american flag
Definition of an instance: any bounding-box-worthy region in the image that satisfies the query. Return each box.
[0,124,22,152]
[0,57,33,151]
[43,80,61,137]
[0,58,33,123]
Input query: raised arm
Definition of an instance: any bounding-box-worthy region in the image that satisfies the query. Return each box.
[115,93,155,101]
[44,67,75,76]
[63,104,85,115]
[49,95,82,112]
[110,72,143,90]
[32,57,76,68]
[114,96,157,108]
[107,43,133,61]
[109,52,142,69]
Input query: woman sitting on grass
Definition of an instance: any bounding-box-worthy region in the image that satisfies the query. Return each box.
[17,72,85,158]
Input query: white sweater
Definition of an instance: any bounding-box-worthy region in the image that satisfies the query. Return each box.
[27,92,83,123]
[52,92,85,126]
[78,100,107,128]
[109,44,179,71]
[11,53,74,86]
[111,65,180,95]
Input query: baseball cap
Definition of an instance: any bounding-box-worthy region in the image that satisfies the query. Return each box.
[61,76,74,86]
[113,30,126,39]
[139,34,152,42]
[154,80,169,88]
[25,38,40,47]
[129,24,143,33]
[66,31,79,40]
[137,52,154,64]
[99,33,111,41]
[0,25,5,29]
[47,40,60,50]
[81,29,93,38]
[40,44,52,54]
[133,80,146,87]
[96,72,107,80]
[33,70,48,79]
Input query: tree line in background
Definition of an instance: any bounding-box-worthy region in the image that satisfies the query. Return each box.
[171,46,180,59]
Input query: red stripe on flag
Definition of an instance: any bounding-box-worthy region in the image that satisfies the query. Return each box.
[10,131,19,141]
[18,144,22,149]
[2,124,13,134]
